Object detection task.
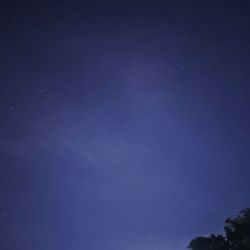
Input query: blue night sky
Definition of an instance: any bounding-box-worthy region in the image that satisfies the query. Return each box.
[0,1,250,250]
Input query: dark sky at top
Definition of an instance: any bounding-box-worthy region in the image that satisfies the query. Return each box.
[1,1,250,249]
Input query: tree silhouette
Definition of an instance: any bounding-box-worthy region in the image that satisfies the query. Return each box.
[188,234,228,250]
[187,208,250,250]
[224,208,250,250]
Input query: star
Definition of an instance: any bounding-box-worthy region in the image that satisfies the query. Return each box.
[39,88,45,94]
[180,65,185,71]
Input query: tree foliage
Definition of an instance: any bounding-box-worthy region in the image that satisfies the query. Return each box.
[188,234,228,250]
[188,208,250,250]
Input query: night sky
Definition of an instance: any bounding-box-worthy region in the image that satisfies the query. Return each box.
[1,1,250,250]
